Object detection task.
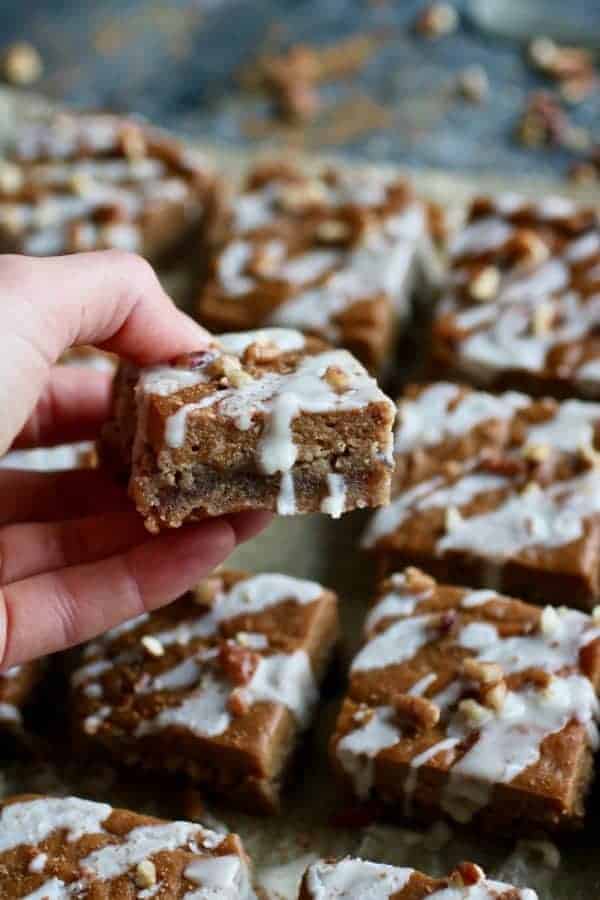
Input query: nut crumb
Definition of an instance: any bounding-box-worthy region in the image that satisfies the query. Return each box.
[316,219,351,242]
[522,443,551,463]
[0,161,23,194]
[416,3,458,38]
[135,859,157,888]
[468,265,500,302]
[458,698,493,724]
[3,42,43,85]
[483,680,507,712]
[192,577,222,606]
[324,365,350,393]
[462,657,503,685]
[457,65,489,103]
[140,635,165,658]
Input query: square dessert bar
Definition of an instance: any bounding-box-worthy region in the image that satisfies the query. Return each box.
[300,858,537,899]
[0,794,253,898]
[107,327,395,532]
[365,434,600,609]
[0,111,213,261]
[393,381,600,489]
[71,571,339,814]
[330,567,600,833]
[430,193,600,398]
[196,162,431,371]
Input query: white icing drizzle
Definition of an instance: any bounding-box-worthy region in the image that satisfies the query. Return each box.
[217,327,306,356]
[0,703,21,723]
[351,615,439,672]
[278,249,341,285]
[525,399,600,452]
[277,471,297,515]
[565,231,600,262]
[0,442,95,472]
[305,857,413,899]
[0,797,112,851]
[183,854,247,898]
[461,589,499,608]
[29,853,47,874]
[438,469,600,560]
[336,706,400,799]
[450,217,513,258]
[320,473,346,518]
[395,384,528,453]
[364,589,423,631]
[23,877,68,899]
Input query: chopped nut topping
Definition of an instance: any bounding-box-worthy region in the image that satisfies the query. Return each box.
[522,442,551,463]
[120,126,147,160]
[3,42,43,85]
[532,302,554,336]
[458,697,493,724]
[316,219,351,242]
[445,505,463,532]
[69,172,95,196]
[324,365,350,393]
[192,577,222,607]
[483,680,507,712]
[140,635,165,658]
[135,859,157,888]
[209,354,253,387]
[242,340,281,365]
[392,693,440,730]
[508,228,550,268]
[403,567,436,592]
[450,862,485,887]
[0,161,23,194]
[277,181,326,212]
[540,605,562,637]
[468,265,500,302]
[462,657,503,685]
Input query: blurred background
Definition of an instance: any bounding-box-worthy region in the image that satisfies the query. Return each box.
[1,0,599,178]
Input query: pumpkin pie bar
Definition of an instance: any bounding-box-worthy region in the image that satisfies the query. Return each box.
[430,194,600,398]
[393,381,600,489]
[0,111,213,262]
[330,567,600,833]
[105,327,395,532]
[0,793,254,898]
[71,570,339,814]
[196,162,431,371]
[300,857,537,899]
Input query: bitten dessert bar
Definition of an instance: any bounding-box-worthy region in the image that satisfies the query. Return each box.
[300,857,537,899]
[196,162,431,371]
[430,194,600,398]
[0,794,254,898]
[105,327,395,532]
[393,381,600,488]
[0,111,213,261]
[71,571,339,814]
[330,568,600,833]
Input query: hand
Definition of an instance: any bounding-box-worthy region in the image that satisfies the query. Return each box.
[0,251,271,668]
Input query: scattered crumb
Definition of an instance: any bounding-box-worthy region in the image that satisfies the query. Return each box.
[528,36,597,104]
[456,65,489,103]
[516,91,571,148]
[2,42,43,85]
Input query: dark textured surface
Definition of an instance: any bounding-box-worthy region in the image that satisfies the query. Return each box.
[3,0,599,175]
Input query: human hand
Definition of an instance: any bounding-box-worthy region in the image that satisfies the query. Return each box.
[0,251,271,668]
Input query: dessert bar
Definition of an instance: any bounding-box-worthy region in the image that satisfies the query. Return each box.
[0,663,42,736]
[71,571,338,814]
[196,162,431,370]
[366,427,600,609]
[0,111,213,262]
[105,327,395,532]
[0,793,253,898]
[300,857,537,899]
[393,381,600,488]
[330,568,600,833]
[430,194,600,398]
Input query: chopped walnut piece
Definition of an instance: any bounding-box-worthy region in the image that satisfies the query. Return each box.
[324,365,351,393]
[468,265,500,302]
[3,41,43,85]
[316,219,351,242]
[415,3,458,38]
[403,567,436,592]
[522,442,551,463]
[120,126,147,160]
[462,658,503,685]
[135,860,157,889]
[277,181,326,212]
[69,172,95,197]
[140,635,165,658]
[458,697,493,724]
[192,577,222,607]
[242,340,281,366]
[218,640,260,686]
[392,693,440,729]
[450,862,485,887]
[483,679,507,712]
[445,505,463,532]
[209,354,253,387]
[457,65,489,103]
[533,302,554,336]
[508,228,550,268]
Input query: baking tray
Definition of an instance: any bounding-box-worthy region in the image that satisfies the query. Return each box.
[1,86,599,899]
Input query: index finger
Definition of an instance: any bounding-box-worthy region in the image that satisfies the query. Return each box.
[0,251,210,454]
